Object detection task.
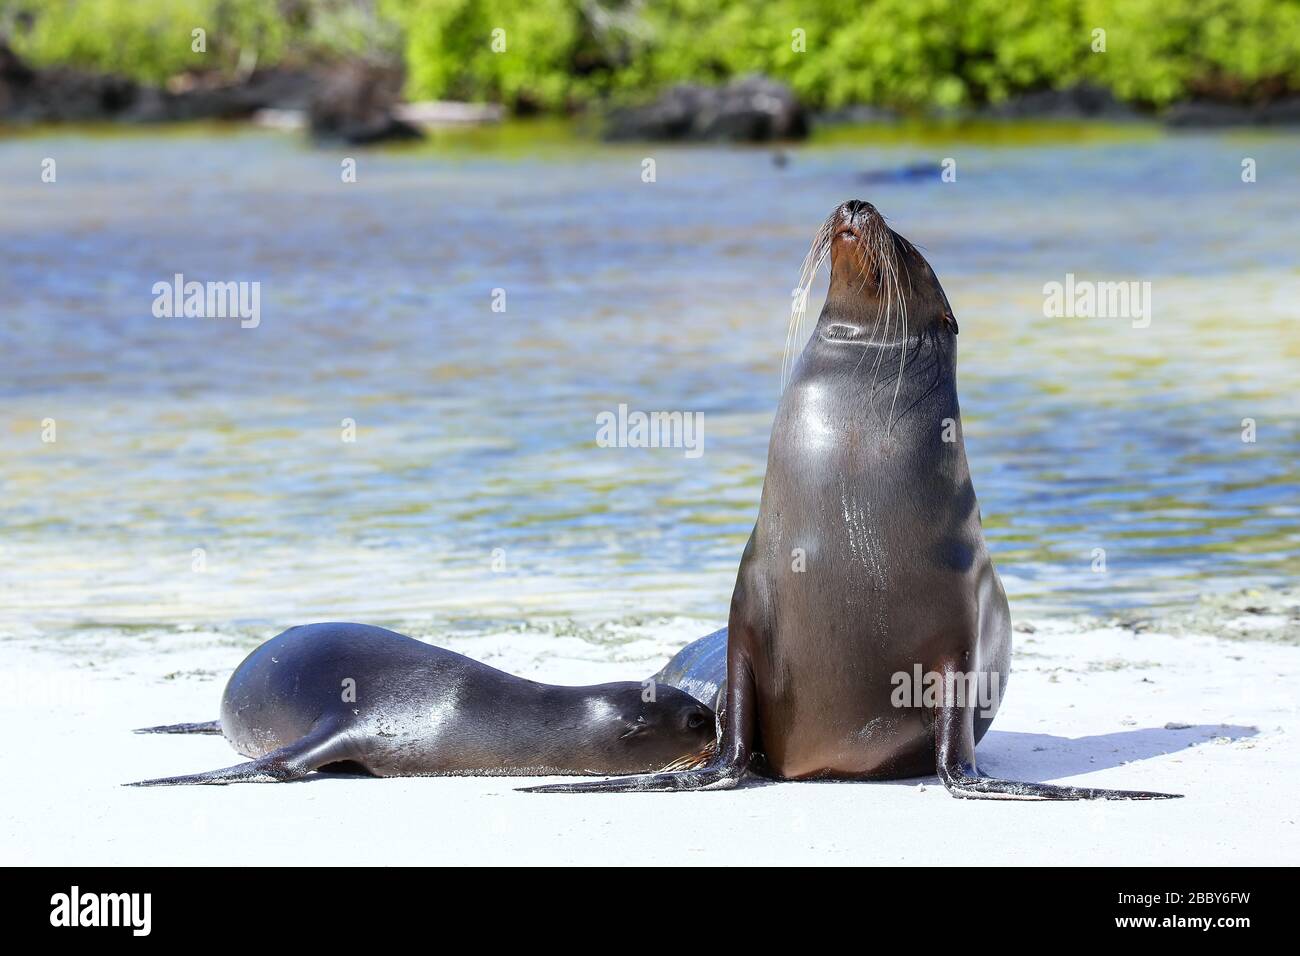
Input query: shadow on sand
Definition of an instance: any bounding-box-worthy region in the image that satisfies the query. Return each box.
[973,723,1257,783]
[728,723,1257,791]
[300,724,1256,790]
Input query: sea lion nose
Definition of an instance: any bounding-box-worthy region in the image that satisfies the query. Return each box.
[842,199,876,221]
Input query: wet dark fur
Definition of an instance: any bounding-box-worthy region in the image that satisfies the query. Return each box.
[128,623,714,786]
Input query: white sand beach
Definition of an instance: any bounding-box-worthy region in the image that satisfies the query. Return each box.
[3,595,1296,867]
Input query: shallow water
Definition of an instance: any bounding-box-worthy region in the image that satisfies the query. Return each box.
[0,121,1296,649]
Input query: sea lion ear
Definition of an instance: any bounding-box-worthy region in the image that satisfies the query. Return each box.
[942,310,959,334]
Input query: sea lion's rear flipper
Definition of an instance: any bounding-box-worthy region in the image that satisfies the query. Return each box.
[933,664,1181,801]
[125,724,352,787]
[523,629,758,794]
[133,720,221,735]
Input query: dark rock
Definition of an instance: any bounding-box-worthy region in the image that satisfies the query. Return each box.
[126,69,317,122]
[307,61,421,145]
[1,40,316,124]
[1164,100,1255,127]
[0,40,35,88]
[1164,96,1300,127]
[0,39,419,146]
[605,74,809,142]
[1,40,420,145]
[1,40,140,121]
[1260,97,1300,124]
[981,83,1138,120]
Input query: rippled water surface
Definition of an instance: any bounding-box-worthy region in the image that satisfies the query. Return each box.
[1,122,1296,645]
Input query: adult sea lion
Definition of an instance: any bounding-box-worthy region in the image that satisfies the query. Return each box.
[128,622,715,786]
[649,627,727,713]
[530,200,1178,800]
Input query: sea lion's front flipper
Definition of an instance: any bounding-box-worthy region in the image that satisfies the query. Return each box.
[523,632,758,794]
[125,724,353,787]
[933,662,1181,801]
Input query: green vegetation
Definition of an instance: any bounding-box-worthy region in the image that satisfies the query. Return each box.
[1,0,287,84]
[0,0,397,83]
[4,0,1299,110]
[1085,0,1300,104]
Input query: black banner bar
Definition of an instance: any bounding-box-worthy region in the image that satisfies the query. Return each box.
[0,867,1282,937]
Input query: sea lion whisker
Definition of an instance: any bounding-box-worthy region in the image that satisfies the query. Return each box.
[863,297,892,418]
[846,237,884,385]
[784,235,825,378]
[863,229,899,418]
[661,738,718,772]
[783,247,825,386]
[883,247,909,434]
[783,214,837,389]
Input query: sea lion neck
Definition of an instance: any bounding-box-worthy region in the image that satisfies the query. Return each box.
[813,296,916,346]
[819,248,935,343]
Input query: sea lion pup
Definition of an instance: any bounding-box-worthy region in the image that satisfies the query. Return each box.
[127,622,715,786]
[528,200,1179,800]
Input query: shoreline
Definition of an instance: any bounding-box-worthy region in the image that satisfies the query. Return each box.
[3,591,1296,865]
[4,37,1298,143]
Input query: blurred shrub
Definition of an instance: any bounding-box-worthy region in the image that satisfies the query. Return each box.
[390,0,1300,109]
[1084,0,1300,104]
[0,0,403,81]
[383,0,585,110]
[292,0,404,63]
[2,0,287,82]
[3,0,1299,108]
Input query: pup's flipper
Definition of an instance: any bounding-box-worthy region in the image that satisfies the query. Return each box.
[126,724,352,787]
[133,720,221,735]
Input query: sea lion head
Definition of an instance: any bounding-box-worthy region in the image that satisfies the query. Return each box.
[784,199,958,384]
[598,683,715,772]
